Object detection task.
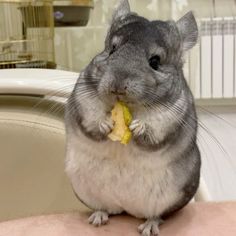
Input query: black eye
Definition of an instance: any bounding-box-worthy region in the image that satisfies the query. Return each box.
[149,55,160,70]
[109,44,116,55]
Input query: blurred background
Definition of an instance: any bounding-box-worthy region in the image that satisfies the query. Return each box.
[0,0,236,221]
[1,0,236,98]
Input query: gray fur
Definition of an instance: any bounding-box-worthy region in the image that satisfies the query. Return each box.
[65,1,201,235]
[176,11,199,52]
[112,0,131,22]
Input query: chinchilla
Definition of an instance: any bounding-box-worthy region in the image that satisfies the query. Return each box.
[65,0,201,235]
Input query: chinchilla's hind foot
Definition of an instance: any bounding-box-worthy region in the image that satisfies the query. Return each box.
[88,211,109,227]
[138,218,163,236]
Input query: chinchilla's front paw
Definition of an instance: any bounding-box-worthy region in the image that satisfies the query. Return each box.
[99,117,114,135]
[129,119,146,137]
[80,115,114,141]
[130,120,157,149]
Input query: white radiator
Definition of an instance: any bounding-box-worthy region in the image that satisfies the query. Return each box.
[187,18,236,99]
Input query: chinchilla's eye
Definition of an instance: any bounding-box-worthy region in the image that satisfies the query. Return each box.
[109,44,117,55]
[149,55,160,70]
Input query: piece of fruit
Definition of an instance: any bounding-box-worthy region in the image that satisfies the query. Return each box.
[108,101,132,145]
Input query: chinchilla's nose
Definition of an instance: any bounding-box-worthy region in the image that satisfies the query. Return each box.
[110,83,128,95]
[109,69,129,95]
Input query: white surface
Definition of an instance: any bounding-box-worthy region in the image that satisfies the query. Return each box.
[0,69,78,98]
[195,177,212,201]
[198,106,236,201]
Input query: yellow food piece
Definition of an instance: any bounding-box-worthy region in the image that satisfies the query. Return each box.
[121,129,132,145]
[108,101,132,145]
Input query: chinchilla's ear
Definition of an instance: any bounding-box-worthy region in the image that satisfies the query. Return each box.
[112,0,131,22]
[176,11,198,52]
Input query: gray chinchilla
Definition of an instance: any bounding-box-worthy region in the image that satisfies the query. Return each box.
[65,0,201,235]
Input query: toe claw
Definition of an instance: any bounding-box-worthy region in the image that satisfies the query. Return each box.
[99,118,114,135]
[129,119,145,136]
[138,218,162,236]
[138,223,145,233]
[88,211,109,227]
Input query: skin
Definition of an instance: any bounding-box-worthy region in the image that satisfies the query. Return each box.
[65,1,201,235]
[1,202,236,236]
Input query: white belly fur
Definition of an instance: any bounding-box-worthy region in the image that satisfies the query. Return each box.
[65,129,182,219]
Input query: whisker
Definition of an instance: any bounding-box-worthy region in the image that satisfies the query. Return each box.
[197,105,236,129]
